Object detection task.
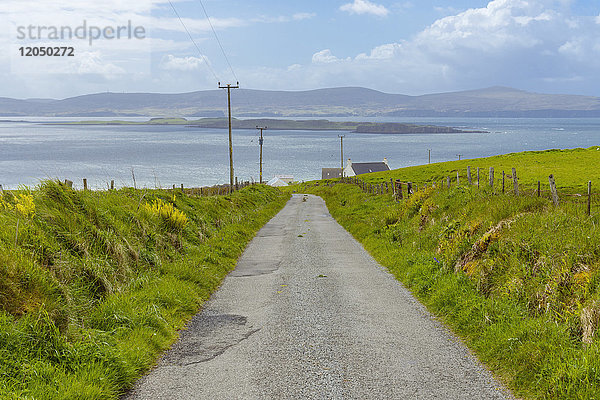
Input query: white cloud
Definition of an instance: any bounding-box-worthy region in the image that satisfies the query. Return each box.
[254,13,316,24]
[4,0,600,98]
[340,0,390,17]
[148,16,246,33]
[74,51,126,74]
[0,0,158,15]
[312,49,351,64]
[356,43,402,60]
[160,55,206,71]
[293,13,317,21]
[238,0,600,96]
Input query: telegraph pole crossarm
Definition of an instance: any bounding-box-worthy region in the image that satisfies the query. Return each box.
[219,81,240,190]
[256,126,267,184]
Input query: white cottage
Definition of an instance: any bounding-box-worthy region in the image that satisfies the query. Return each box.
[343,158,390,177]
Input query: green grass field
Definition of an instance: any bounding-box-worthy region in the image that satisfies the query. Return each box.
[0,182,288,399]
[365,146,600,194]
[293,146,600,399]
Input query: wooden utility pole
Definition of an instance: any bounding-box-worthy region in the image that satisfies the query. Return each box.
[256,126,267,184]
[338,135,345,169]
[219,81,240,190]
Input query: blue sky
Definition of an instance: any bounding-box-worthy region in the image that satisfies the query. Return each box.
[1,0,600,98]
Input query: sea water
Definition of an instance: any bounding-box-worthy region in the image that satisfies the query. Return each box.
[0,117,599,189]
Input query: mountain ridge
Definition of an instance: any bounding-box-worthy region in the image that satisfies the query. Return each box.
[1,86,599,118]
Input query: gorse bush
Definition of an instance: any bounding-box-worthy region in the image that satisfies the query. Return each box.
[0,181,288,399]
[143,198,188,232]
[0,192,36,218]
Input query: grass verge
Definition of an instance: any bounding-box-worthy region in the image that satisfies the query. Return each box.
[0,182,288,399]
[296,175,600,399]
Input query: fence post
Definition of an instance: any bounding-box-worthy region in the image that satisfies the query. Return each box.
[407,182,413,197]
[588,181,592,216]
[381,183,384,195]
[512,168,519,196]
[235,177,239,191]
[447,176,451,189]
[467,166,472,185]
[396,180,403,200]
[111,180,115,190]
[477,168,480,188]
[64,180,73,188]
[537,181,540,197]
[181,184,184,193]
[456,171,460,186]
[549,174,559,206]
[489,168,494,190]
[83,179,88,191]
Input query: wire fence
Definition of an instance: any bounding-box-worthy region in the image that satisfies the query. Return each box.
[0,178,257,197]
[320,167,598,217]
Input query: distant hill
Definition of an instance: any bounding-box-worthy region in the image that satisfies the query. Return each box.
[2,86,600,118]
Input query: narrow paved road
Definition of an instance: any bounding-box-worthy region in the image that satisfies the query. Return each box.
[125,194,512,399]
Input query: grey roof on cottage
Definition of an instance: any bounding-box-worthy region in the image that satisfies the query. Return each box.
[322,168,343,180]
[351,162,390,175]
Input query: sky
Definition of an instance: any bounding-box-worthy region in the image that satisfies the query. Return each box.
[1,0,600,99]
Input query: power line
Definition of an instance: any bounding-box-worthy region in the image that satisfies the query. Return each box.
[196,0,238,82]
[167,0,220,82]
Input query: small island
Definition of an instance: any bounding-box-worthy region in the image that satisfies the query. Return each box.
[59,117,488,134]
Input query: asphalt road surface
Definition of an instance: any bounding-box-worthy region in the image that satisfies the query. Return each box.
[124,194,513,400]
